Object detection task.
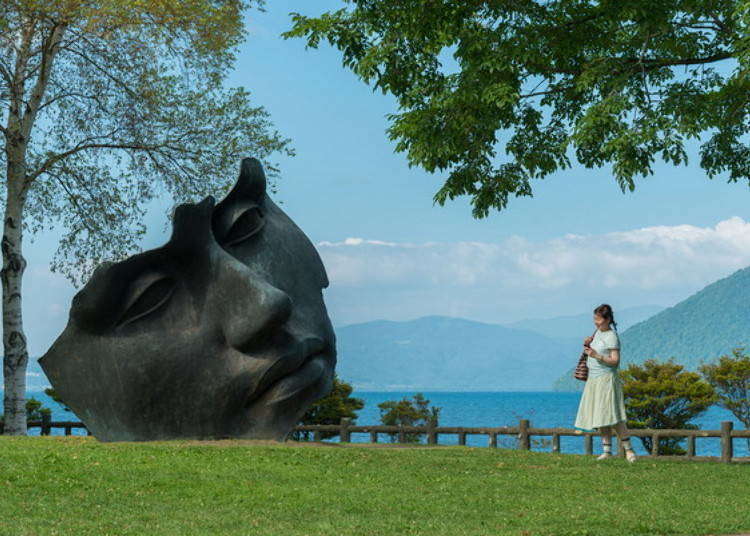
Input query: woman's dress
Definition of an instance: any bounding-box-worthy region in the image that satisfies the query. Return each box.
[574,327,627,431]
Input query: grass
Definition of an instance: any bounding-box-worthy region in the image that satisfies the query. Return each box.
[1,436,749,536]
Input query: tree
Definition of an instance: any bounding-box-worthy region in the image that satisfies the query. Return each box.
[698,347,750,450]
[284,2,748,218]
[378,392,441,443]
[0,395,51,431]
[1,0,292,434]
[620,358,717,455]
[291,374,365,441]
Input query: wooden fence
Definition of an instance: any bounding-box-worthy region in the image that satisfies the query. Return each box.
[11,415,750,463]
[295,418,750,463]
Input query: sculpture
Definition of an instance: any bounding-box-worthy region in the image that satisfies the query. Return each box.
[38,158,337,441]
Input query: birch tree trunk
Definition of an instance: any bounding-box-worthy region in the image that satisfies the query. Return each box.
[2,19,63,434]
[1,167,29,435]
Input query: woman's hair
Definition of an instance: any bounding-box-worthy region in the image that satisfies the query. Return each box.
[594,303,617,330]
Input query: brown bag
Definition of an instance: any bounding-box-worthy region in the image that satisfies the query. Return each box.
[574,329,598,382]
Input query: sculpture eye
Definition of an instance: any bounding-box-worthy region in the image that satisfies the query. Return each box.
[223,206,265,246]
[116,276,176,328]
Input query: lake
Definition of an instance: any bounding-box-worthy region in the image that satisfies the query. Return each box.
[14,390,750,457]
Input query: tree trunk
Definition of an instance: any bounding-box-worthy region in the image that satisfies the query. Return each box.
[1,17,64,435]
[1,168,29,435]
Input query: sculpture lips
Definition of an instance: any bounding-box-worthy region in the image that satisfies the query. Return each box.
[245,336,331,407]
[262,352,331,406]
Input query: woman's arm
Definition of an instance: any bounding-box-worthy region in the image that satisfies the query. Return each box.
[591,348,619,367]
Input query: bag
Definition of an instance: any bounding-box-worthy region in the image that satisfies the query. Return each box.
[574,329,598,382]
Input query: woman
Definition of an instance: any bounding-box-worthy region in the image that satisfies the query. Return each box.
[574,304,637,463]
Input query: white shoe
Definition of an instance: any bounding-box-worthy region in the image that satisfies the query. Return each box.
[625,448,637,463]
[596,452,612,460]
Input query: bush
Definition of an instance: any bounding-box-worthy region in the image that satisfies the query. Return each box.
[378,393,441,443]
[292,375,364,441]
[621,358,716,455]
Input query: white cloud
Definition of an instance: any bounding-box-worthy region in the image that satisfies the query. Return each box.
[317,216,750,291]
[317,216,750,324]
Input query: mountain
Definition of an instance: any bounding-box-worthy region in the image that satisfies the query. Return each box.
[335,315,582,391]
[553,266,750,392]
[503,304,665,340]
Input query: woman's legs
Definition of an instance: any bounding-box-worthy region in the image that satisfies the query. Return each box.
[613,420,633,451]
[613,420,637,462]
[597,422,637,461]
[597,425,613,458]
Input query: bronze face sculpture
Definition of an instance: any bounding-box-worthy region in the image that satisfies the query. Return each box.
[39,158,337,441]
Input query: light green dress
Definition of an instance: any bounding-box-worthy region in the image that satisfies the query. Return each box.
[574,327,628,431]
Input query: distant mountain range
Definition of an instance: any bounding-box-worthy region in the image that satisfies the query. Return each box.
[553,265,750,392]
[335,305,663,391]
[504,305,664,340]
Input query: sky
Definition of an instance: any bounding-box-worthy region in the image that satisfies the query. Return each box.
[19,1,750,357]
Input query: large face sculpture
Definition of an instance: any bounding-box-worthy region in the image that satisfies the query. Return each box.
[39,158,337,441]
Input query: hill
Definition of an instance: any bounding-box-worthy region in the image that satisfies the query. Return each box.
[335,315,581,391]
[503,304,664,340]
[553,265,750,391]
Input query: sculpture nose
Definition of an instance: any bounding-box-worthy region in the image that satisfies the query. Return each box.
[218,258,293,352]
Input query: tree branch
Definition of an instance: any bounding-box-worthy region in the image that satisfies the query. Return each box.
[20,22,67,141]
[27,137,204,183]
[625,52,733,68]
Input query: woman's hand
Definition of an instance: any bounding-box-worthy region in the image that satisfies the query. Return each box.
[583,346,599,359]
[583,335,594,346]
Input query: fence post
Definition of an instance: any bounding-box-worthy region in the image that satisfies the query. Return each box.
[686,434,695,457]
[41,413,51,436]
[313,430,321,442]
[370,430,378,443]
[458,430,467,446]
[518,419,530,450]
[551,433,560,453]
[584,434,593,455]
[398,425,406,444]
[488,432,497,448]
[651,433,659,456]
[721,421,733,463]
[340,418,351,443]
[427,423,437,445]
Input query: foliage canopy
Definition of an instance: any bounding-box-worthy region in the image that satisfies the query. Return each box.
[1,0,291,285]
[285,1,750,217]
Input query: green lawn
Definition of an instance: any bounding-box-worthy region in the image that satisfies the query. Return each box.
[1,436,749,536]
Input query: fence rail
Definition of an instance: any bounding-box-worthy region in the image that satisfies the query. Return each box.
[293,418,750,463]
[7,415,749,463]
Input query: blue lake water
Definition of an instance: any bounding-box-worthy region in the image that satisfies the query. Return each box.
[14,390,750,457]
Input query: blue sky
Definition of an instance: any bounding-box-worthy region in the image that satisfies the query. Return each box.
[20,1,750,357]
